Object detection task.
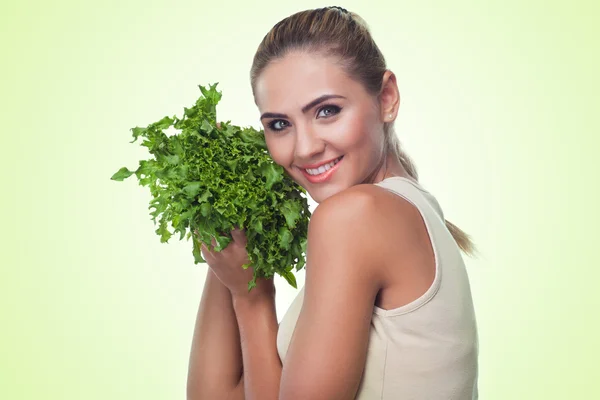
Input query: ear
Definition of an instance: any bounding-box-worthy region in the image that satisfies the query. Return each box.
[379,70,400,123]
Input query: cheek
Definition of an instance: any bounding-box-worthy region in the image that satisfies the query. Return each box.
[265,136,291,166]
[355,110,383,146]
[334,112,374,149]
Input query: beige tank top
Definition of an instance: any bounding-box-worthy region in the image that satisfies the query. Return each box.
[277,177,479,399]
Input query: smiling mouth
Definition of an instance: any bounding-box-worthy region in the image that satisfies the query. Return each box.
[303,156,343,175]
[299,156,344,183]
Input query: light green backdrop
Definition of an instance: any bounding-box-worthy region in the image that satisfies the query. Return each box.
[1,0,598,398]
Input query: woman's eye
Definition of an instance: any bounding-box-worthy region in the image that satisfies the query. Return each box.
[268,120,288,131]
[317,105,342,118]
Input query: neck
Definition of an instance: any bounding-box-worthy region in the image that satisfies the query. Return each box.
[370,151,412,184]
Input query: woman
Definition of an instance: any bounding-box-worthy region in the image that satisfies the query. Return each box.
[187,6,479,400]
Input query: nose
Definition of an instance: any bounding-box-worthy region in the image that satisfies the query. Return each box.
[294,123,326,162]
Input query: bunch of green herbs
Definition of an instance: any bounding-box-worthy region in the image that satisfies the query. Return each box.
[111,83,310,291]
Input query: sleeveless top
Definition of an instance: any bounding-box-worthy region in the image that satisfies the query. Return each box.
[276,176,479,399]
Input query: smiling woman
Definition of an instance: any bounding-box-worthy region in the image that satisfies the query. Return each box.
[187,6,479,400]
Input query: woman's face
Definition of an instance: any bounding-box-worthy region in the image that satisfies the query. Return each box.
[254,51,397,204]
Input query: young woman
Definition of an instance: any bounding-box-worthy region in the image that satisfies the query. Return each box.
[187,6,479,400]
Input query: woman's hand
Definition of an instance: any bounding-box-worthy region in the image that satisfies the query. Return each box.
[199,228,275,300]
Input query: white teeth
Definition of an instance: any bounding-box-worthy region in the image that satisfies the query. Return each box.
[305,157,341,176]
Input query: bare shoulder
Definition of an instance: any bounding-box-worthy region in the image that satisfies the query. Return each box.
[312,182,425,255]
[311,182,436,302]
[311,183,382,224]
[307,185,384,289]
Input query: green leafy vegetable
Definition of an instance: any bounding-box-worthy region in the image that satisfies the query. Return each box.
[111,83,310,291]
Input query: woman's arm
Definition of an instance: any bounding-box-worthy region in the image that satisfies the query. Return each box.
[232,288,281,400]
[278,187,386,400]
[187,268,244,400]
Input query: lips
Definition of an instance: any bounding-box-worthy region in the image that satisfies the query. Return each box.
[305,156,342,174]
[300,156,344,184]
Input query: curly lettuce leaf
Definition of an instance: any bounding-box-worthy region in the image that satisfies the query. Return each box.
[111,83,310,292]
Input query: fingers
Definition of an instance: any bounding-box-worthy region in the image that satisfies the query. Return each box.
[230,228,247,245]
[198,229,244,263]
[201,243,214,262]
[200,243,210,262]
[200,236,219,262]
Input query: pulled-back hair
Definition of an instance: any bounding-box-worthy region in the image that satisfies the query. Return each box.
[250,6,476,256]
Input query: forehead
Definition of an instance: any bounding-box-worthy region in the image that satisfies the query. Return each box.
[254,52,363,112]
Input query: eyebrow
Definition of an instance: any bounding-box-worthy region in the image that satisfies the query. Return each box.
[260,94,346,120]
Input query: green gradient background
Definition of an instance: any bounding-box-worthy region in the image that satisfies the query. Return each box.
[1,0,598,398]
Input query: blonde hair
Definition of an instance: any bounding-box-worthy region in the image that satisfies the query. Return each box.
[250,6,476,256]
